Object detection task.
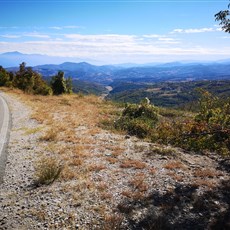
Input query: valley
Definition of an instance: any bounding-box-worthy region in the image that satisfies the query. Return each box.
[0,56,230,229]
[3,55,230,107]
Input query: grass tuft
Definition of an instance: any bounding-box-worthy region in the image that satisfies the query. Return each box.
[34,156,63,186]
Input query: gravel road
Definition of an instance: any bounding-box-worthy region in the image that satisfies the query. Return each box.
[0,91,229,229]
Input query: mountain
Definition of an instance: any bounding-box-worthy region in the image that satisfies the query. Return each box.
[33,62,121,84]
[6,60,230,85]
[2,52,230,85]
[0,52,101,67]
[112,63,230,83]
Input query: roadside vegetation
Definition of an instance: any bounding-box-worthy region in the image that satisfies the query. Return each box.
[1,83,229,229]
[0,62,72,95]
[113,89,230,155]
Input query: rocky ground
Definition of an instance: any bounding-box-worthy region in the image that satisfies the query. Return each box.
[0,92,229,230]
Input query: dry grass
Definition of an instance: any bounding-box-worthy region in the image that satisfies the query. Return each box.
[128,177,149,192]
[69,156,83,167]
[148,167,157,174]
[163,161,186,170]
[8,91,118,184]
[193,179,217,189]
[107,146,124,157]
[193,168,221,178]
[24,126,43,135]
[120,159,147,169]
[100,192,113,200]
[40,128,58,141]
[88,163,107,172]
[96,182,108,192]
[100,213,124,230]
[106,157,118,164]
[34,156,63,185]
[167,171,184,182]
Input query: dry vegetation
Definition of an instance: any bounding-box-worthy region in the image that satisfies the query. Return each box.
[2,87,230,229]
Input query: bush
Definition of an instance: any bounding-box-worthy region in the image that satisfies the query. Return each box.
[152,90,230,155]
[115,99,159,138]
[191,90,230,154]
[34,156,62,186]
[111,91,229,155]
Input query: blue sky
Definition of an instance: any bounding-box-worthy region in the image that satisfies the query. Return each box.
[0,0,229,64]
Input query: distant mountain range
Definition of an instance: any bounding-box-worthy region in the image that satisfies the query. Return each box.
[33,60,230,85]
[32,62,120,85]
[0,51,102,67]
[1,52,230,85]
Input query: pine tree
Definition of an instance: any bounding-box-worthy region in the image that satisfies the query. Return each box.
[51,71,72,95]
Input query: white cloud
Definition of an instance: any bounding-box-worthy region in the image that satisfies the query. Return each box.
[157,37,180,44]
[49,25,83,30]
[64,25,82,29]
[0,26,19,29]
[143,34,163,38]
[0,34,21,39]
[172,29,183,33]
[0,28,229,64]
[49,26,62,30]
[171,27,215,33]
[0,33,50,39]
[65,34,136,43]
[23,33,50,39]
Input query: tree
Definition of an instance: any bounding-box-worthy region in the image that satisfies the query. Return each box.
[51,71,72,95]
[13,62,52,95]
[32,72,53,95]
[65,77,73,94]
[0,66,11,87]
[215,1,230,33]
[51,71,67,95]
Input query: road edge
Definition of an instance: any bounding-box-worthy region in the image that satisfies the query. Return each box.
[0,92,11,184]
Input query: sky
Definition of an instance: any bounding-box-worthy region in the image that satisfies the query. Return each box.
[0,0,230,64]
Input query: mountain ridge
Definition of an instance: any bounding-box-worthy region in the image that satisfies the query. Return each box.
[1,51,230,68]
[0,52,102,67]
[5,60,230,85]
[2,52,230,85]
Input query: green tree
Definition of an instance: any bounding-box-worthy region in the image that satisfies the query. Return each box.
[215,1,230,33]
[51,71,72,95]
[32,72,53,95]
[13,62,52,95]
[0,66,11,87]
[65,77,73,94]
[193,90,230,154]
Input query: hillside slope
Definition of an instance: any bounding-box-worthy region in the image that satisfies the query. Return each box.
[0,89,229,229]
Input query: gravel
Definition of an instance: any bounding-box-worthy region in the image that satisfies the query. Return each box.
[0,92,229,230]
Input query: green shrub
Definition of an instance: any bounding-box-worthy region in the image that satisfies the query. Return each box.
[115,100,159,138]
[191,90,230,154]
[152,90,230,155]
[112,91,229,155]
